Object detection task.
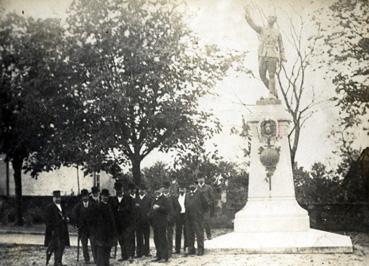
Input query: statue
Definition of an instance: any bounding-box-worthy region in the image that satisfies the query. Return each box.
[244,7,287,99]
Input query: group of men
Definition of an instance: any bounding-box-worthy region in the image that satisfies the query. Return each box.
[44,176,215,266]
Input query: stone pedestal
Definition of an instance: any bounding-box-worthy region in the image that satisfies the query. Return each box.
[234,103,310,233]
[206,100,353,253]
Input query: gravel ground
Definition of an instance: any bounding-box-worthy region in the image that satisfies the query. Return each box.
[0,231,368,266]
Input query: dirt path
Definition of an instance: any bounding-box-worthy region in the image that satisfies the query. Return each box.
[0,231,368,266]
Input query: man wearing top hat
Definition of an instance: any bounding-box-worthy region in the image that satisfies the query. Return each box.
[44,190,70,266]
[163,181,178,258]
[95,189,117,266]
[87,186,100,261]
[197,176,215,240]
[110,182,135,262]
[135,184,152,258]
[150,186,170,263]
[72,189,96,264]
[185,183,208,256]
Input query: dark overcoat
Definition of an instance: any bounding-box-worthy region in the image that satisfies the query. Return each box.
[149,195,170,228]
[44,203,70,247]
[135,195,152,224]
[110,195,135,232]
[95,202,117,248]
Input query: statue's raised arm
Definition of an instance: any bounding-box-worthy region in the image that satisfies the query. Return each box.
[244,7,262,34]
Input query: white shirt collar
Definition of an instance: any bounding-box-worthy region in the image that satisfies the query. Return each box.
[55,203,62,212]
[139,194,146,200]
[117,195,123,203]
[178,194,186,213]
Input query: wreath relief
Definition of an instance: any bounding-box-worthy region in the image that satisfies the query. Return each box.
[258,119,280,191]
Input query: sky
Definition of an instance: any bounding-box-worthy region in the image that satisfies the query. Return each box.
[1,0,368,173]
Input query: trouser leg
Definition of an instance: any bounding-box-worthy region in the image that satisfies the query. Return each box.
[54,239,65,265]
[259,57,269,89]
[143,222,150,255]
[203,211,211,239]
[183,217,188,249]
[122,228,130,260]
[136,224,144,257]
[194,218,204,252]
[81,234,90,262]
[89,236,97,263]
[103,246,111,266]
[96,246,104,266]
[167,224,173,256]
[128,225,136,258]
[159,225,168,260]
[117,231,125,259]
[153,226,161,259]
[175,218,182,252]
[266,58,278,98]
[186,217,195,253]
[175,214,186,252]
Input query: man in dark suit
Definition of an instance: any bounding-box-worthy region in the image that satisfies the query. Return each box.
[135,184,152,257]
[150,187,170,263]
[110,182,135,262]
[163,181,177,258]
[128,183,138,260]
[44,190,70,266]
[197,177,215,240]
[89,186,100,260]
[95,189,117,266]
[72,189,96,264]
[175,184,187,254]
[185,184,208,256]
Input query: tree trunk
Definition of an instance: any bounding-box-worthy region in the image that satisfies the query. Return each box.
[290,125,301,167]
[131,157,141,186]
[12,156,23,226]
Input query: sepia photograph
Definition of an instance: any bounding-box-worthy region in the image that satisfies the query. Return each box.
[0,0,368,265]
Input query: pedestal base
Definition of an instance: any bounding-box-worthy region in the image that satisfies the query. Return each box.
[234,199,310,232]
[205,229,353,253]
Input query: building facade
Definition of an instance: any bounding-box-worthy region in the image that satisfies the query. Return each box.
[0,155,114,196]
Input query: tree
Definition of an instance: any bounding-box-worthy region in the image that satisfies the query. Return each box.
[293,163,343,206]
[66,0,244,185]
[277,17,322,165]
[142,161,170,191]
[314,0,369,131]
[0,14,68,225]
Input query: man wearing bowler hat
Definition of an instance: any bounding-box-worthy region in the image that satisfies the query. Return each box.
[72,189,96,264]
[44,190,70,266]
[95,189,117,266]
[135,184,152,257]
[197,176,215,240]
[150,186,170,263]
[185,183,208,256]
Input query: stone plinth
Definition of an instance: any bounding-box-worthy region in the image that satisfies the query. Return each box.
[206,100,352,253]
[206,229,353,253]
